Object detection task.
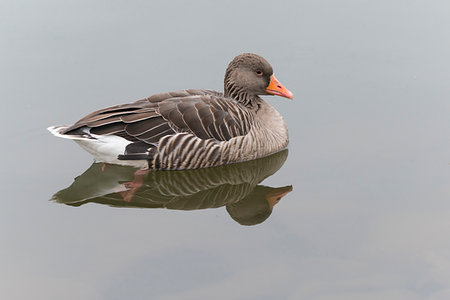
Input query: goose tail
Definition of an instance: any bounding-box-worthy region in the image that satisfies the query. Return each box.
[47,125,94,141]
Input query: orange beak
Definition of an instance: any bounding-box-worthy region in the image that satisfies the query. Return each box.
[265,75,294,99]
[266,185,293,210]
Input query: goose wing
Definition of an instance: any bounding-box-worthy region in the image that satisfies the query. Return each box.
[62,89,254,145]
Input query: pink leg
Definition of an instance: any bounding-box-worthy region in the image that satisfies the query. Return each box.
[118,169,150,202]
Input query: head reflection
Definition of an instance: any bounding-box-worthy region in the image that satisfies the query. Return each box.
[52,150,292,226]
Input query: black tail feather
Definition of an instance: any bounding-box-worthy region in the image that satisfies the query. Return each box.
[118,154,153,160]
[118,141,156,161]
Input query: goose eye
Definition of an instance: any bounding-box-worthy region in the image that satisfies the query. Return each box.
[256,70,263,76]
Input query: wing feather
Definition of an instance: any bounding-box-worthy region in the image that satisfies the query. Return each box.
[90,123,125,135]
[120,111,159,123]
[61,90,254,159]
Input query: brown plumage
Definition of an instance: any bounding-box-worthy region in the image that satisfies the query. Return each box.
[48,53,294,169]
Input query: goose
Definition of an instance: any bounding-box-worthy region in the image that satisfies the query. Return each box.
[48,53,293,170]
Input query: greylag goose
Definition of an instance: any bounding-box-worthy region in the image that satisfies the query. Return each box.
[48,53,293,170]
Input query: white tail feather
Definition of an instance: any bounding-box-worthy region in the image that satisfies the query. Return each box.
[47,125,147,168]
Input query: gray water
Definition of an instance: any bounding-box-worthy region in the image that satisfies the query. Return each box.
[1,1,449,299]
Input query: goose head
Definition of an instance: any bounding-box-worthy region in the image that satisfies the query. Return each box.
[224,53,293,106]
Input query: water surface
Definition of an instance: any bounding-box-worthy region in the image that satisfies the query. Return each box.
[1,1,449,299]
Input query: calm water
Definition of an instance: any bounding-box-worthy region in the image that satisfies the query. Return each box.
[1,1,450,299]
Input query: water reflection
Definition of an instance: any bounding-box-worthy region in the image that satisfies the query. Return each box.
[52,150,292,226]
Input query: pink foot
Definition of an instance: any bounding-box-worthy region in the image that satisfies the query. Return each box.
[117,169,150,202]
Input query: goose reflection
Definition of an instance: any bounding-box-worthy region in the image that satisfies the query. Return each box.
[52,150,292,226]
